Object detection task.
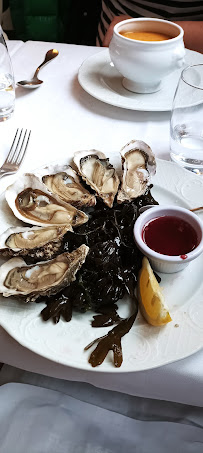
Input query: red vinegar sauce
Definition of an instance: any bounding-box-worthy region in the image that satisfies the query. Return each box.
[142,215,199,256]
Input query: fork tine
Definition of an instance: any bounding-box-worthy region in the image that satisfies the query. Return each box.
[8,128,25,164]
[13,129,27,164]
[4,128,21,164]
[15,130,31,166]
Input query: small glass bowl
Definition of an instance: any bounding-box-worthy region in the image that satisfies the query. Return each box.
[133,205,203,273]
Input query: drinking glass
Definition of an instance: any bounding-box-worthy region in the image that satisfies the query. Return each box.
[0,26,15,121]
[170,64,203,174]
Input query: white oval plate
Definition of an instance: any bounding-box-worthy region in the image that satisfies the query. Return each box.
[78,49,203,111]
[0,158,203,372]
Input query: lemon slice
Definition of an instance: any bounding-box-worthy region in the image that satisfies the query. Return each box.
[137,257,172,326]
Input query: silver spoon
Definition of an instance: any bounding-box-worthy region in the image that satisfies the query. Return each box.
[17,49,59,89]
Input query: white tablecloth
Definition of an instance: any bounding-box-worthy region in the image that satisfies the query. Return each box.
[0,384,203,453]
[0,379,203,453]
[0,40,203,408]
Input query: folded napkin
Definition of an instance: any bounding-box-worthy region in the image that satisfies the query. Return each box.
[0,382,202,453]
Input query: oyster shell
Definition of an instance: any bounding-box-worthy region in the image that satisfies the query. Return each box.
[36,164,96,207]
[0,225,68,260]
[73,150,120,208]
[117,140,156,203]
[5,173,88,228]
[0,244,89,302]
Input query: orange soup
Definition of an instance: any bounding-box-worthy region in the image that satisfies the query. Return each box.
[119,31,172,41]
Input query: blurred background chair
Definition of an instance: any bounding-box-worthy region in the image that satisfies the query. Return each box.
[6,0,101,45]
[0,0,11,39]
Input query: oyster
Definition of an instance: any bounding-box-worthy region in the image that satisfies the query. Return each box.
[117,140,156,203]
[0,244,89,302]
[36,164,96,207]
[5,173,88,228]
[73,150,120,208]
[0,225,68,260]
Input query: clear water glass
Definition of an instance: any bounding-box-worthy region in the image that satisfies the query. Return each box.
[0,26,15,121]
[170,64,203,175]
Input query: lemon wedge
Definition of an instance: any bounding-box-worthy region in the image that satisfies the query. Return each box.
[137,257,172,326]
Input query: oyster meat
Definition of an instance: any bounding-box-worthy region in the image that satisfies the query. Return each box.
[5,173,88,228]
[0,225,68,260]
[36,164,96,207]
[117,140,156,203]
[74,150,120,208]
[0,244,89,302]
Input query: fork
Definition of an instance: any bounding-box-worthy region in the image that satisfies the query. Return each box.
[0,128,31,179]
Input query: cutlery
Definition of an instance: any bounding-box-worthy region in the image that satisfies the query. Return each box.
[0,129,31,179]
[190,206,203,212]
[17,49,59,89]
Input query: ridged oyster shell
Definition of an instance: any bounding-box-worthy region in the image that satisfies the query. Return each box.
[36,163,96,207]
[0,225,68,261]
[73,150,120,208]
[5,173,88,229]
[117,140,156,203]
[0,244,89,302]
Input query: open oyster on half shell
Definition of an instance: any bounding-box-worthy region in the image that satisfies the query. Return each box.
[36,164,96,208]
[73,150,120,208]
[5,174,88,229]
[117,140,156,203]
[0,244,89,302]
[0,225,68,261]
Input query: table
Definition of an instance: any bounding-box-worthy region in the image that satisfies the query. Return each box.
[0,40,203,408]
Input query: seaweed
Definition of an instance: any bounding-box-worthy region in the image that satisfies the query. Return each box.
[40,187,158,322]
[91,304,121,328]
[38,187,158,366]
[85,298,138,368]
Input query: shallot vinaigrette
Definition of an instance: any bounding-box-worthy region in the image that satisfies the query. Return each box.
[142,215,199,256]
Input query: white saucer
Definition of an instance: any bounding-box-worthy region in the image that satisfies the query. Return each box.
[78,48,203,112]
